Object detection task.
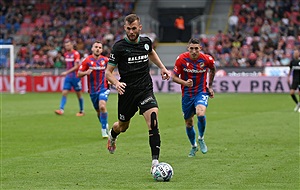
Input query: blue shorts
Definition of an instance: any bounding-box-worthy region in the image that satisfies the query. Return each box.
[63,77,82,91]
[89,89,110,110]
[182,92,210,120]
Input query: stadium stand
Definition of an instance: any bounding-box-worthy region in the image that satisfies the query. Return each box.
[0,0,299,71]
[0,0,136,70]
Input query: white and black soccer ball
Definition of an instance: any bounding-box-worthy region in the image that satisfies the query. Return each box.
[152,162,174,182]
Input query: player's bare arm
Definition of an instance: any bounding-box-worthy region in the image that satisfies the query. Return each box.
[61,61,80,76]
[148,50,171,80]
[77,69,93,78]
[287,69,292,84]
[172,74,193,87]
[105,64,126,95]
[208,65,216,98]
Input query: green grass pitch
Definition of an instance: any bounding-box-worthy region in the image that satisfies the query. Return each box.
[1,92,299,189]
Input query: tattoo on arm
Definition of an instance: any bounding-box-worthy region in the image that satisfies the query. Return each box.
[208,67,216,87]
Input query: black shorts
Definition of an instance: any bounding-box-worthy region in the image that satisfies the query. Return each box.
[118,87,158,122]
[290,79,300,90]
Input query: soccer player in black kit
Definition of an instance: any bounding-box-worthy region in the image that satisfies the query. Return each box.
[105,14,171,171]
[287,49,300,112]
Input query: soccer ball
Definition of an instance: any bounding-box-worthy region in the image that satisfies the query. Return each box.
[151,162,174,182]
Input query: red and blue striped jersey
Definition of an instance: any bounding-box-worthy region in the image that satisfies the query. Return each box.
[79,55,109,94]
[64,50,80,78]
[173,52,215,97]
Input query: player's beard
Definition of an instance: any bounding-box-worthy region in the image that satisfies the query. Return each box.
[127,33,139,42]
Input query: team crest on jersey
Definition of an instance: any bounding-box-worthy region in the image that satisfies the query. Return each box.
[199,62,205,68]
[144,44,149,51]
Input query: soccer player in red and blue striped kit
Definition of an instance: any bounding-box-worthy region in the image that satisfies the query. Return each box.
[78,41,110,138]
[55,40,84,116]
[172,38,216,157]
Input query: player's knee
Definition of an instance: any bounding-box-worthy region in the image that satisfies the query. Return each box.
[118,122,129,133]
[185,118,193,127]
[196,109,205,117]
[99,105,106,112]
[185,122,193,128]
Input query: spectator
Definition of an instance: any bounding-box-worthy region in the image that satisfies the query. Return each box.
[247,51,258,67]
[221,35,232,54]
[260,20,272,34]
[32,49,47,69]
[76,37,85,55]
[265,0,276,9]
[174,15,185,42]
[287,22,297,37]
[272,12,281,23]
[265,6,274,19]
[0,53,7,68]
[290,7,300,26]
[15,56,28,69]
[274,37,286,61]
[228,13,239,33]
[215,30,225,45]
[191,29,201,39]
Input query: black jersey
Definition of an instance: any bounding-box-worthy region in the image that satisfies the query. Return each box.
[289,58,300,82]
[109,36,153,89]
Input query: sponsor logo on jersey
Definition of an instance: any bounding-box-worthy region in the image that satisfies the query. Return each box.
[65,58,74,62]
[183,68,206,73]
[128,54,149,64]
[89,66,106,70]
[87,60,106,70]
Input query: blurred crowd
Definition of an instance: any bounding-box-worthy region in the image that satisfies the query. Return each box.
[197,0,300,67]
[0,0,135,69]
[0,0,299,70]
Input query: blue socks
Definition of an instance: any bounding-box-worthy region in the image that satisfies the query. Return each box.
[79,97,84,112]
[59,96,84,112]
[186,126,196,146]
[99,112,108,129]
[197,116,206,138]
[60,96,67,110]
